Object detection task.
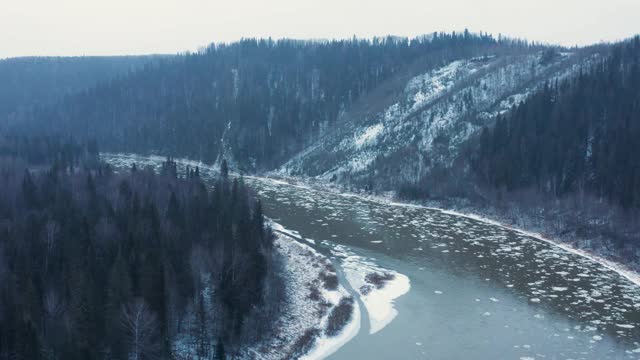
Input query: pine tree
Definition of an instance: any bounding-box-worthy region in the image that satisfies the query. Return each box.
[215,338,226,360]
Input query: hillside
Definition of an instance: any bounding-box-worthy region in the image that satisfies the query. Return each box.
[278,47,602,190]
[8,32,537,170]
[473,37,640,210]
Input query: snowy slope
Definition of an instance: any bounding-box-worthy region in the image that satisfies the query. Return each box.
[278,50,598,190]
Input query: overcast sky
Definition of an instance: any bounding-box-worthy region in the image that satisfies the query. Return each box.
[1,0,639,58]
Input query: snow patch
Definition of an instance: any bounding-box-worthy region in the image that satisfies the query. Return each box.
[616,324,635,329]
[354,123,384,148]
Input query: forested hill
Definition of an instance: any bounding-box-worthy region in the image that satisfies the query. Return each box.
[0,55,165,119]
[472,36,640,209]
[9,32,537,170]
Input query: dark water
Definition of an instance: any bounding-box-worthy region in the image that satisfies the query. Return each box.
[104,154,640,360]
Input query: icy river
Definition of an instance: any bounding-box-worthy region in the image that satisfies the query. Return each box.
[104,154,640,359]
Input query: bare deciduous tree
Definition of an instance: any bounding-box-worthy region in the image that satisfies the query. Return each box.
[121,298,161,360]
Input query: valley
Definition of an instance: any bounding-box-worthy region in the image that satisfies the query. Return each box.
[104,154,640,359]
[2,28,639,359]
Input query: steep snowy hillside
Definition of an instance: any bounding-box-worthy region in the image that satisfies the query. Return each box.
[279,49,599,190]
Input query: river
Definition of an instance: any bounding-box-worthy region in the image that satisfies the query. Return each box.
[104,154,640,360]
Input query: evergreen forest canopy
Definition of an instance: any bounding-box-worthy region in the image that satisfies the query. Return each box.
[0,138,280,359]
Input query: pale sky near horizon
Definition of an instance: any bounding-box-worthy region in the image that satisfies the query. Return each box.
[1,0,639,58]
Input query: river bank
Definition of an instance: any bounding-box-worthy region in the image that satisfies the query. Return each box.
[236,222,362,360]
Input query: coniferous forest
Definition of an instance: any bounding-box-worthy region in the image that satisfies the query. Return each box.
[473,37,640,209]
[0,139,280,359]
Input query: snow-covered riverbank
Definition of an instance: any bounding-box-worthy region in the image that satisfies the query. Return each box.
[243,222,360,360]
[268,217,412,338]
[427,207,640,287]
